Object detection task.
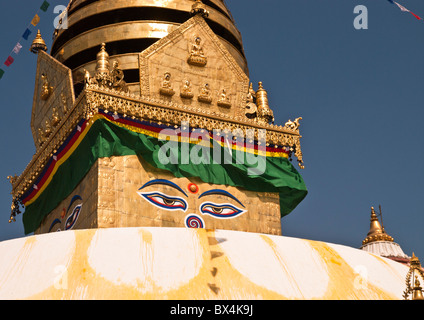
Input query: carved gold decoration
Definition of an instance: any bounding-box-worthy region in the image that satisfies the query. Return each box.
[31,50,75,150]
[51,107,61,127]
[10,85,304,209]
[187,36,207,67]
[61,92,69,115]
[139,15,250,119]
[198,83,212,104]
[37,127,46,147]
[191,0,209,18]
[284,117,302,133]
[217,89,231,108]
[110,61,128,92]
[245,83,257,119]
[84,43,129,94]
[180,80,194,99]
[403,253,424,300]
[40,73,54,101]
[159,72,175,97]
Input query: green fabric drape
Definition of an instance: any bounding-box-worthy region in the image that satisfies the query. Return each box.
[23,119,307,234]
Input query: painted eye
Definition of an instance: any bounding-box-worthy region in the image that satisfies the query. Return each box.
[200,203,246,219]
[138,192,187,212]
[65,204,82,230]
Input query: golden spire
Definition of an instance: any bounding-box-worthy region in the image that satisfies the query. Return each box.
[30,30,47,54]
[255,82,274,125]
[95,43,110,76]
[362,207,393,246]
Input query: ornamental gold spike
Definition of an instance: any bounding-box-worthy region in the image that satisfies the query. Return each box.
[30,30,47,54]
[256,82,274,125]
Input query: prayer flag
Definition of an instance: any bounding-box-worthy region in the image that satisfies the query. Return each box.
[12,42,22,54]
[22,28,32,40]
[31,14,40,26]
[387,0,423,20]
[40,1,50,12]
[0,69,4,79]
[4,56,14,67]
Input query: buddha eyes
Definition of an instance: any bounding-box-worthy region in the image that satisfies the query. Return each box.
[137,182,246,220]
[138,192,187,212]
[200,203,245,219]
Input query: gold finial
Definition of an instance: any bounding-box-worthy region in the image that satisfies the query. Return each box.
[403,253,424,300]
[362,206,393,246]
[255,82,274,125]
[30,30,47,54]
[191,0,209,18]
[95,43,110,78]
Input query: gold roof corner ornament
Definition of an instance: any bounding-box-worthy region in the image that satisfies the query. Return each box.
[30,30,47,54]
[285,117,302,133]
[191,0,209,18]
[403,253,424,300]
[256,82,274,125]
[84,43,128,93]
[362,206,394,246]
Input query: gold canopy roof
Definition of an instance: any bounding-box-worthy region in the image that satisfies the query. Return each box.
[362,207,394,246]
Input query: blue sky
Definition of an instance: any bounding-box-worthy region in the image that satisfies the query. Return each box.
[0,0,423,262]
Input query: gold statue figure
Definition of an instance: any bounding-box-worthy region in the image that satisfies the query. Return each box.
[159,72,175,97]
[61,93,69,115]
[198,83,212,104]
[217,89,231,108]
[188,36,207,67]
[51,107,61,127]
[110,61,128,93]
[245,83,258,119]
[180,80,194,99]
[44,119,52,139]
[40,73,53,101]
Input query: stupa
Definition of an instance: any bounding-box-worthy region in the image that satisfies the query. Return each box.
[0,0,412,300]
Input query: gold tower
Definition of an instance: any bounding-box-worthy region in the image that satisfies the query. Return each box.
[9,0,307,237]
[52,0,249,96]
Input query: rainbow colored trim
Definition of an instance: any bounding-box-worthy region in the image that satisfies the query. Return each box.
[21,110,290,206]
